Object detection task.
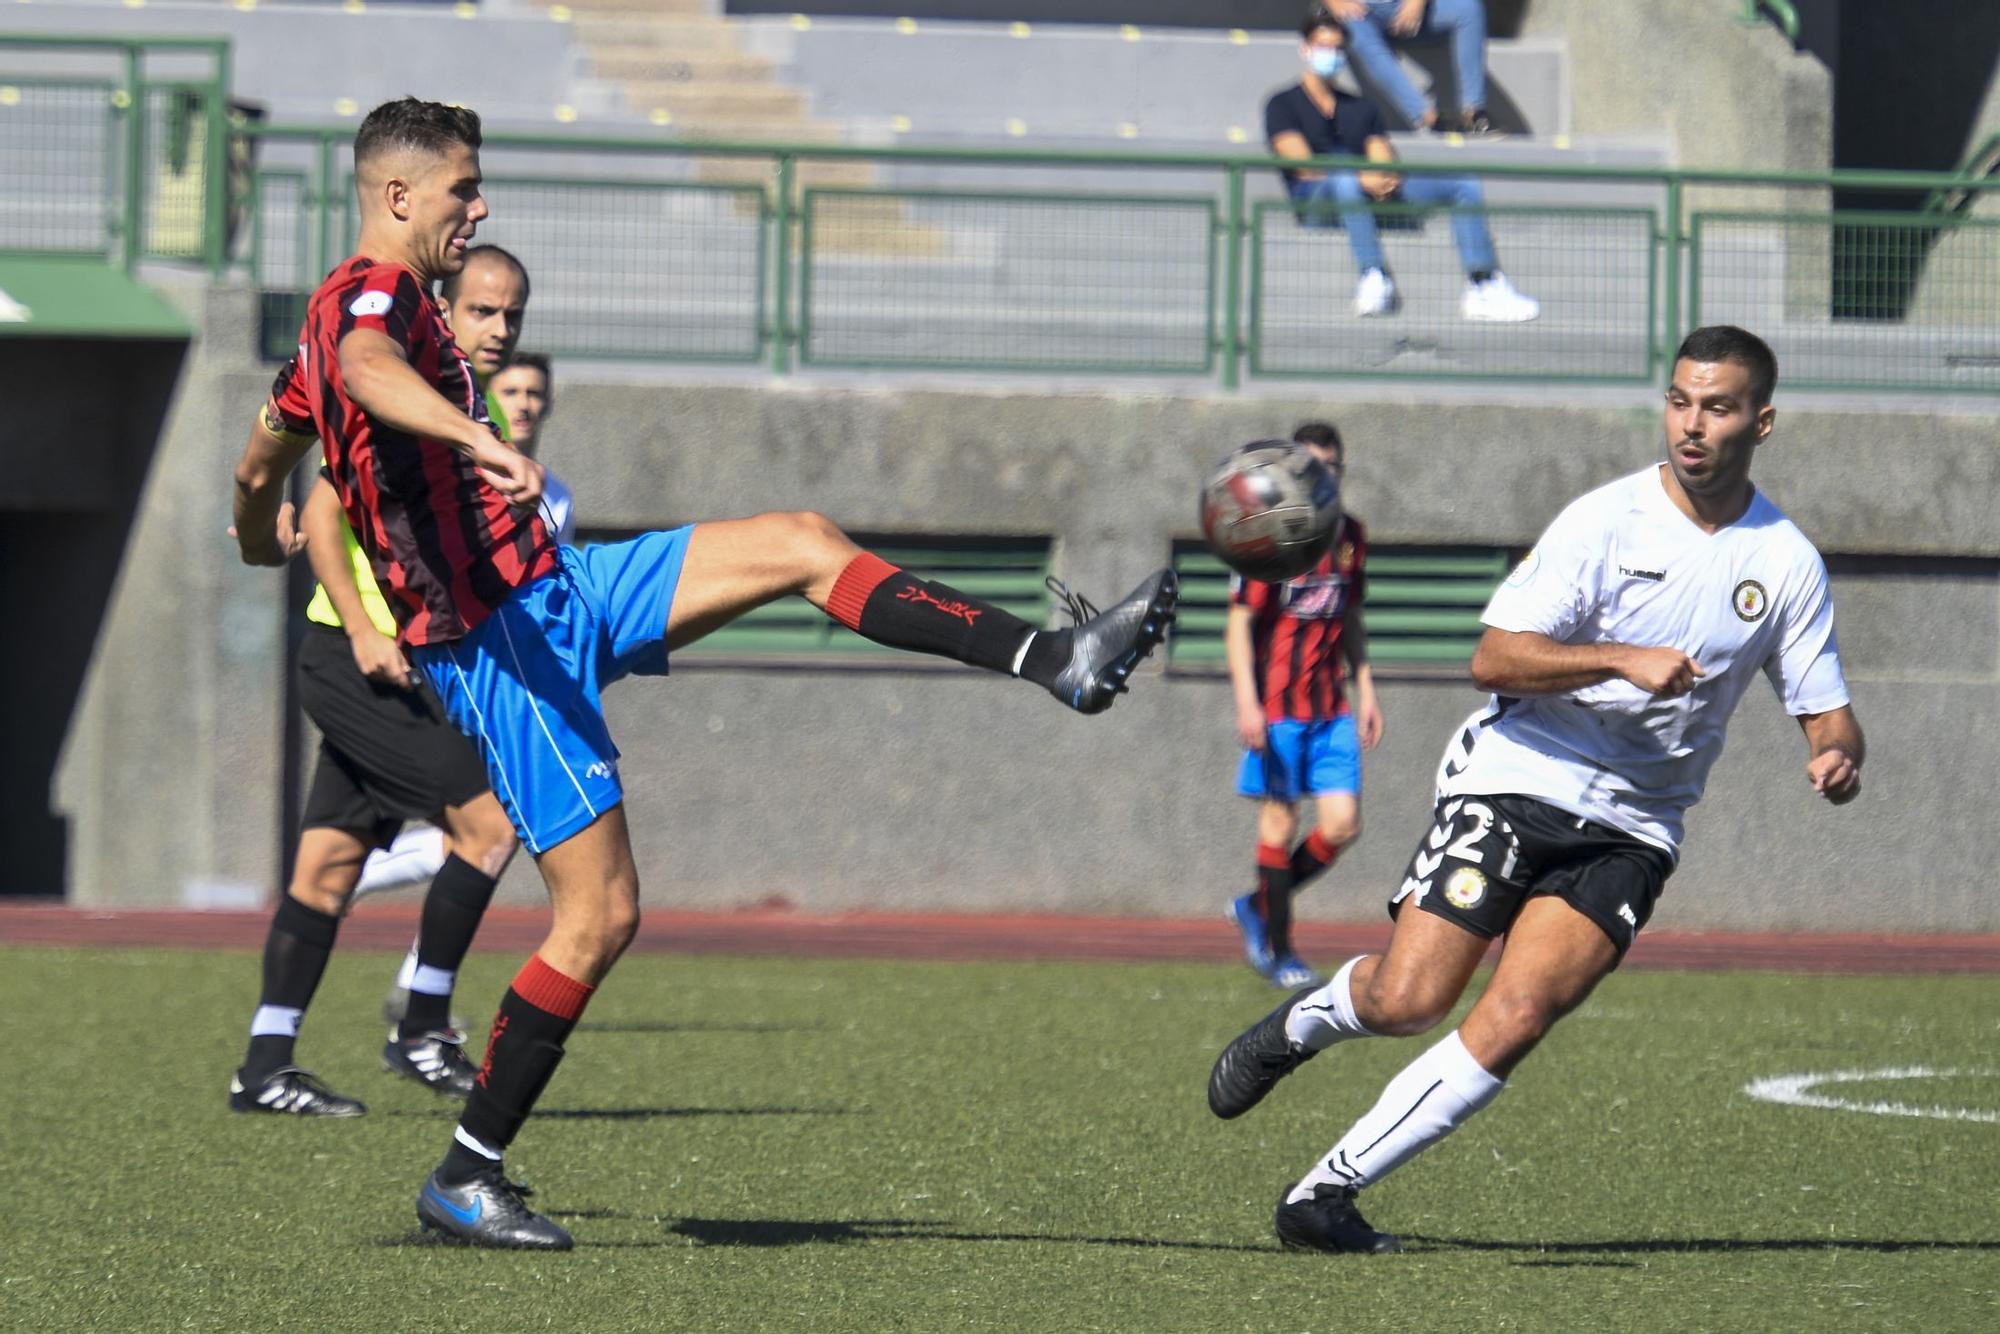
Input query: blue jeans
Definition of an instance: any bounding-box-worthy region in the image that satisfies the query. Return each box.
[1344,0,1488,126]
[1290,173,1497,277]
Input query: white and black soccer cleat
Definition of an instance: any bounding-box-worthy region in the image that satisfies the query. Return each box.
[417,1166,573,1250]
[383,1029,478,1099]
[1045,568,1178,714]
[228,1065,368,1117]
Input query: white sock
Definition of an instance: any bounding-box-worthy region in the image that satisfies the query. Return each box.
[1288,1029,1505,1202]
[250,1004,303,1038]
[409,963,455,997]
[355,826,447,897]
[1284,955,1378,1051]
[453,1125,503,1161]
[394,942,421,991]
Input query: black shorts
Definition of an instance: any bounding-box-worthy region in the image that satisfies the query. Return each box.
[296,624,490,845]
[1387,793,1675,957]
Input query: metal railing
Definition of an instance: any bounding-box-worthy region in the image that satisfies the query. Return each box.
[0,34,231,273]
[228,124,2000,395]
[1740,0,1802,47]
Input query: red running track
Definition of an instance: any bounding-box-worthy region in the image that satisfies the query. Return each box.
[1,901,1995,974]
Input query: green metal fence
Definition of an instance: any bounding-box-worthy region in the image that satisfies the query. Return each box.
[0,35,230,272]
[10,37,2000,394]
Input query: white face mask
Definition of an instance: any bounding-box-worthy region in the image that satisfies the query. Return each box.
[1308,47,1346,79]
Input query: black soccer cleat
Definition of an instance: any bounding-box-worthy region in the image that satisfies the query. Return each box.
[228,1065,368,1117]
[1274,1182,1403,1254]
[383,1029,478,1099]
[1207,985,1320,1119]
[417,1165,573,1250]
[1045,568,1179,714]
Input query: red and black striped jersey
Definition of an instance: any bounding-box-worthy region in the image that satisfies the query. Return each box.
[269,256,555,646]
[1230,517,1368,722]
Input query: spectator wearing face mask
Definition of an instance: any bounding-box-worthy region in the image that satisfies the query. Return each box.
[1264,11,1538,322]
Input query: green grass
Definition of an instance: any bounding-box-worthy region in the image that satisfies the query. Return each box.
[2,948,1996,1332]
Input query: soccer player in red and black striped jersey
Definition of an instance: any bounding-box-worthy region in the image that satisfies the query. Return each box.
[1224,422,1383,990]
[230,97,1178,1251]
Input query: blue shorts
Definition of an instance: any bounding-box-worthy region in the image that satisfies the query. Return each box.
[1236,715,1362,804]
[414,529,694,854]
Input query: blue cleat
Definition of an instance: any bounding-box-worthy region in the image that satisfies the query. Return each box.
[1227,893,1277,978]
[1268,954,1325,990]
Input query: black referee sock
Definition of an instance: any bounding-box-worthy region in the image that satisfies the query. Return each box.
[241,894,341,1081]
[824,552,1039,675]
[442,955,594,1181]
[402,854,498,1035]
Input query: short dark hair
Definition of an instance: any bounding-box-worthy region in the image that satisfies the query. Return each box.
[1674,325,1778,406]
[353,97,481,171]
[1301,6,1343,39]
[440,244,531,304]
[1292,420,1343,454]
[501,350,552,393]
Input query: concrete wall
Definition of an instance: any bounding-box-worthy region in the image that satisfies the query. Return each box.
[50,281,2000,931]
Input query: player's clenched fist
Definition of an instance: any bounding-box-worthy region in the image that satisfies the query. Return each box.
[1806,747,1861,804]
[1618,645,1706,698]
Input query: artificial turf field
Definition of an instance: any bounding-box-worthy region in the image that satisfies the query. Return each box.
[1,947,1995,1332]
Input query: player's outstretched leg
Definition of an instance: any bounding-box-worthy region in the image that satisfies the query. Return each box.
[663,513,1177,715]
[384,796,517,1098]
[229,830,370,1117]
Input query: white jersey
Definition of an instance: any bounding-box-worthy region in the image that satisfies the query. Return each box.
[1441,466,1849,855]
[539,469,577,546]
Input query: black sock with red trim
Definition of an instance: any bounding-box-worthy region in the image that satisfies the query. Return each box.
[825,552,1055,680]
[440,954,594,1182]
[1256,842,1296,956]
[1289,829,1346,893]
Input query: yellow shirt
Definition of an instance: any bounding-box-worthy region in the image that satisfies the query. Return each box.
[304,384,511,636]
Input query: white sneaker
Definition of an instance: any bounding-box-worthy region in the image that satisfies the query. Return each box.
[1461,272,1540,323]
[1353,268,1397,317]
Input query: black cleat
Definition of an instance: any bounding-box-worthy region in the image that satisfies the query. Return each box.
[1045,568,1178,714]
[383,1029,478,1099]
[417,1166,573,1250]
[1207,985,1319,1119]
[228,1065,367,1117]
[1275,1182,1402,1254]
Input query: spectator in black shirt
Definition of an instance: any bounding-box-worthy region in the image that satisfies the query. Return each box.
[1265,13,1537,321]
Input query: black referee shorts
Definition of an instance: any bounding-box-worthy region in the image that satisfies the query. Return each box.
[297,624,491,846]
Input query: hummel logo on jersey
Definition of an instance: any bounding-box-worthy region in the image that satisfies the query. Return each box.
[584,760,616,781]
[1620,566,1666,581]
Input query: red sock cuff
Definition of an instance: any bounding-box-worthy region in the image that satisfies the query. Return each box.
[1304,830,1340,863]
[1257,842,1292,870]
[826,552,900,631]
[512,954,595,1020]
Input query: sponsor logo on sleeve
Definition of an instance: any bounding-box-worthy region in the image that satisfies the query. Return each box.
[1504,549,1540,587]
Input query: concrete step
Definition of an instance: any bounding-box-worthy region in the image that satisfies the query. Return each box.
[624,82,810,121]
[589,50,777,83]
[567,16,747,55]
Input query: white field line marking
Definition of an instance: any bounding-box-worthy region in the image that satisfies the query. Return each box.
[1742,1066,2000,1124]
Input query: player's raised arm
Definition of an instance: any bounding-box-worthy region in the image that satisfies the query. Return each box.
[231,396,316,567]
[1469,628,1704,699]
[336,327,544,510]
[1799,705,1864,804]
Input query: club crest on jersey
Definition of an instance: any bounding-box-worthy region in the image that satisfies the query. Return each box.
[1444,867,1487,909]
[348,289,393,318]
[1732,579,1768,622]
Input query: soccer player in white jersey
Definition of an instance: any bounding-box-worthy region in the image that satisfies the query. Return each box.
[1207,325,1866,1253]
